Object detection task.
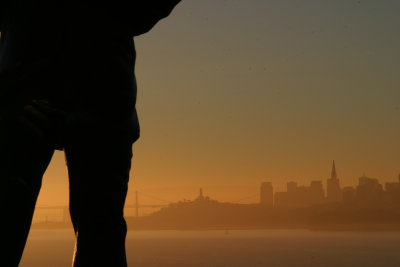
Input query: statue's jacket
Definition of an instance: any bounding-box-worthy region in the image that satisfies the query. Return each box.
[0,0,181,140]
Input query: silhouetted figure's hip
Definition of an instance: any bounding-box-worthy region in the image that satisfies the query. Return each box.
[0,98,137,266]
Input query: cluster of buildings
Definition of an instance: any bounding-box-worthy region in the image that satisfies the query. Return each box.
[260,161,400,209]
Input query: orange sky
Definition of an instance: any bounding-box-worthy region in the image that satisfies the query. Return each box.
[36,1,400,207]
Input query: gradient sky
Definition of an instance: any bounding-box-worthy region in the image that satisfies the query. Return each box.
[37,0,400,208]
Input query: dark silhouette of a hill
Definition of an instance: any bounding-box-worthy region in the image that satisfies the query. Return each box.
[31,189,400,231]
[125,192,400,231]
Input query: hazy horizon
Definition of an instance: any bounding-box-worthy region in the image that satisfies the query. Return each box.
[20,229,400,267]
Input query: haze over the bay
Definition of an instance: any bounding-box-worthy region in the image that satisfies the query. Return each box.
[38,0,400,207]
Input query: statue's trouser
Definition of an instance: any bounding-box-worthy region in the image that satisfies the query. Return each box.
[0,104,135,267]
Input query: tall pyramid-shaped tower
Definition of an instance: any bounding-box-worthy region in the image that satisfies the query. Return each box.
[327,160,342,202]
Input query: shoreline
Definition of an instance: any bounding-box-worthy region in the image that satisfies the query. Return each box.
[31,221,400,232]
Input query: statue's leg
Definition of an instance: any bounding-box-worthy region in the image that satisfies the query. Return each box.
[64,128,134,267]
[0,108,54,266]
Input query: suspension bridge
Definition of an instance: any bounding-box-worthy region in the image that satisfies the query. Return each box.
[34,191,260,222]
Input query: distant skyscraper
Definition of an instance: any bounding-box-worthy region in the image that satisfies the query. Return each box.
[342,186,356,203]
[198,188,205,201]
[274,180,324,208]
[287,181,297,193]
[385,175,400,205]
[309,181,325,204]
[331,160,337,179]
[326,160,342,202]
[356,174,383,203]
[260,182,273,208]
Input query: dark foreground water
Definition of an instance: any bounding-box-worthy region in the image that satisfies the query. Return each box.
[20,230,400,267]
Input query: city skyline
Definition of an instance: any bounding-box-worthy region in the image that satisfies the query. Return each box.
[262,160,400,209]
[36,157,400,208]
[35,160,400,211]
[32,161,400,230]
[29,0,400,208]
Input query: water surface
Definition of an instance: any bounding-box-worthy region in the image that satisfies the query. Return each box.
[20,229,400,266]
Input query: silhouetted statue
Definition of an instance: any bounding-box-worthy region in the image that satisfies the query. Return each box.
[0,1,181,266]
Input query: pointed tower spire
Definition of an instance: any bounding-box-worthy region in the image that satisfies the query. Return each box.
[327,160,342,202]
[331,160,337,180]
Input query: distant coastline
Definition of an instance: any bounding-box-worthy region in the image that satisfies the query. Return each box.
[32,162,400,232]
[32,200,400,232]
[31,221,400,232]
